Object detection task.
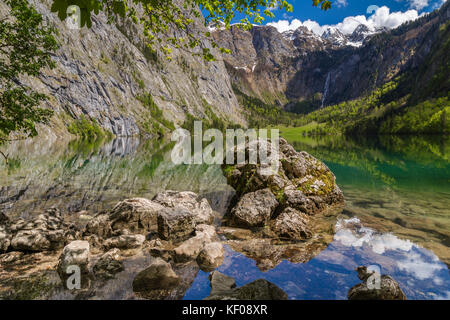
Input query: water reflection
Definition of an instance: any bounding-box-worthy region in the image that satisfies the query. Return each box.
[1,134,449,300]
[184,218,450,300]
[0,137,233,219]
[282,134,450,266]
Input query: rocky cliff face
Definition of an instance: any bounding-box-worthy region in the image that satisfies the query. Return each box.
[6,0,245,139]
[212,2,450,111]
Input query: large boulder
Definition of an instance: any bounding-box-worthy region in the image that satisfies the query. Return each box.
[85,198,164,238]
[108,198,164,233]
[230,188,278,227]
[284,189,318,214]
[153,191,214,225]
[222,138,344,227]
[84,192,215,243]
[157,207,196,241]
[196,242,224,271]
[348,266,407,300]
[132,258,180,293]
[271,207,312,240]
[57,240,90,283]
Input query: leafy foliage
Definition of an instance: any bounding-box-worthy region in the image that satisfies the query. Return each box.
[50,0,330,60]
[0,0,58,144]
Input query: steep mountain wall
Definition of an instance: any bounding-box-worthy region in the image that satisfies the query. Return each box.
[212,2,450,111]
[3,0,245,140]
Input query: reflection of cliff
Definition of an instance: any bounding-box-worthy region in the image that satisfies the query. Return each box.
[287,134,450,189]
[0,138,233,218]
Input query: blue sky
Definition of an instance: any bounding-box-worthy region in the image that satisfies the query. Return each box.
[264,0,444,25]
[223,0,447,35]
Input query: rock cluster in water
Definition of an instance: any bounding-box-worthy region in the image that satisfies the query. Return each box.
[0,190,224,299]
[217,138,344,271]
[0,139,347,299]
[222,138,344,238]
[348,266,407,300]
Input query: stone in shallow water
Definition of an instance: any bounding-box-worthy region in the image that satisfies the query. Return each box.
[84,198,164,238]
[196,242,224,272]
[57,240,90,285]
[206,276,288,300]
[109,198,164,233]
[157,207,195,241]
[173,226,216,263]
[93,249,124,279]
[208,271,236,296]
[223,138,344,222]
[271,207,312,240]
[153,190,214,225]
[8,209,76,252]
[230,188,278,227]
[132,257,180,292]
[0,225,11,252]
[347,266,407,300]
[103,234,145,249]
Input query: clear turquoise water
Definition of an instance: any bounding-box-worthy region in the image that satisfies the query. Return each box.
[1,135,449,299]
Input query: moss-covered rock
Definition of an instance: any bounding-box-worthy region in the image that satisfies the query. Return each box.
[222,138,344,234]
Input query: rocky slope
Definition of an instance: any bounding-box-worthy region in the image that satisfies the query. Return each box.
[212,2,450,111]
[2,0,245,140]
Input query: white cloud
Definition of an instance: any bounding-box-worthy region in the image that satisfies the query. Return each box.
[405,0,430,10]
[335,0,348,7]
[267,6,421,36]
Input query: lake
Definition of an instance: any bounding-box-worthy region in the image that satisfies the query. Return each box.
[0,134,449,299]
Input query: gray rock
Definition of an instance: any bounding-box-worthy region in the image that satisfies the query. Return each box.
[224,138,343,227]
[348,266,407,300]
[153,191,214,225]
[173,229,214,263]
[0,225,11,252]
[284,189,317,214]
[103,234,145,249]
[108,198,164,233]
[85,198,164,238]
[208,271,236,296]
[230,188,278,227]
[93,249,124,279]
[196,242,225,271]
[8,209,76,252]
[157,207,195,241]
[132,258,180,292]
[271,207,312,240]
[57,240,90,279]
[206,278,288,300]
[0,251,24,264]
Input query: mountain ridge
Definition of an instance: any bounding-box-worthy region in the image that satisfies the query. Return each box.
[212,2,450,114]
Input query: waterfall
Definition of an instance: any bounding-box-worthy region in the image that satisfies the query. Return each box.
[321,72,331,108]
